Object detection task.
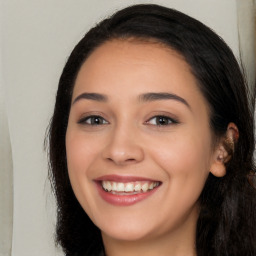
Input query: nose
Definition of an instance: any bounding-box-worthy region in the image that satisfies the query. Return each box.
[102,125,144,165]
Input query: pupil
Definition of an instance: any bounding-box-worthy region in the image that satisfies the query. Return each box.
[93,117,101,124]
[158,117,167,125]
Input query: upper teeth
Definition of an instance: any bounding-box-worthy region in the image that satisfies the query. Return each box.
[102,181,160,193]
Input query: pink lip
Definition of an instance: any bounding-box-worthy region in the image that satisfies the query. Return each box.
[94,175,161,206]
[95,174,157,182]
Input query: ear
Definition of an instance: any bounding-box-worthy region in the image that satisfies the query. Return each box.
[210,123,239,178]
[210,145,228,177]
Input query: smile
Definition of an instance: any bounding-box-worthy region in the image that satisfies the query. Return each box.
[102,181,160,194]
[95,175,161,206]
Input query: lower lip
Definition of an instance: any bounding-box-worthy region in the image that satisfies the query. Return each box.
[95,182,160,206]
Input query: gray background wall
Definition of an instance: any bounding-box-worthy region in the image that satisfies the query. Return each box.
[0,1,255,255]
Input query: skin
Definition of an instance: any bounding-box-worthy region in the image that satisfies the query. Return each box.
[65,39,228,256]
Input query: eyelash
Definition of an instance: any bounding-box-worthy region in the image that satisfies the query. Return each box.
[78,115,109,125]
[78,115,179,127]
[145,115,179,126]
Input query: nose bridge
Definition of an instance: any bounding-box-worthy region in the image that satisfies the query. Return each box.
[102,120,144,165]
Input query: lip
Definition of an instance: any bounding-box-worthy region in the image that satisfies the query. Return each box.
[95,174,157,182]
[94,175,161,206]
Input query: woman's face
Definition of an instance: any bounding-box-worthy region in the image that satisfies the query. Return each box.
[66,40,218,243]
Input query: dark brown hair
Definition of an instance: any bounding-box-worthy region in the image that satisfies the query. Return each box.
[46,4,256,256]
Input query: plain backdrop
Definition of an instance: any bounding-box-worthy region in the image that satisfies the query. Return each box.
[0,0,255,255]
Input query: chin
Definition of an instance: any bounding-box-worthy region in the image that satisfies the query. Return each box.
[101,224,154,242]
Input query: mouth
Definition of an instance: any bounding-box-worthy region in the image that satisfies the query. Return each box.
[101,180,160,195]
[95,175,161,206]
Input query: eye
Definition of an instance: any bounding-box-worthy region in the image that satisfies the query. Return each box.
[78,115,109,125]
[146,115,178,126]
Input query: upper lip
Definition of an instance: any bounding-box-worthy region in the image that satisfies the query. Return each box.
[94,174,160,182]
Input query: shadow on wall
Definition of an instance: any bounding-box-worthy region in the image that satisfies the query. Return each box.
[0,79,13,255]
[0,32,13,253]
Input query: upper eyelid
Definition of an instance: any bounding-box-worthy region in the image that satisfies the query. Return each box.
[77,111,108,120]
[145,112,179,122]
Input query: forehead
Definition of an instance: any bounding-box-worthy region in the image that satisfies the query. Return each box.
[73,39,208,112]
[74,40,197,91]
[80,39,189,75]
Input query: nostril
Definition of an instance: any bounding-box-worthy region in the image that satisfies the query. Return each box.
[107,157,136,162]
[102,143,144,165]
[126,158,136,162]
[107,157,136,164]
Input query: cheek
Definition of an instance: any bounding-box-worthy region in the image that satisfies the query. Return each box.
[137,132,212,233]
[149,132,211,194]
[65,128,112,223]
[65,129,100,206]
[152,133,210,167]
[66,129,99,174]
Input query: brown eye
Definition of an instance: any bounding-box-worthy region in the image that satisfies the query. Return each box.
[78,115,108,125]
[147,116,178,126]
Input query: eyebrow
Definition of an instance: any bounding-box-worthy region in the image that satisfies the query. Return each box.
[72,91,190,109]
[72,93,108,104]
[139,92,191,109]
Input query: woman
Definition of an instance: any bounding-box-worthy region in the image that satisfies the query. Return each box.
[46,4,256,256]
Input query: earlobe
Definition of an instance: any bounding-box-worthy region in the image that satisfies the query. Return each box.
[210,162,227,177]
[210,148,227,177]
